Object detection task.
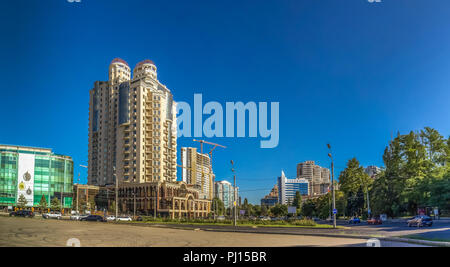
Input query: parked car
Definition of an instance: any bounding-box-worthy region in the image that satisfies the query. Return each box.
[80,215,106,222]
[135,216,143,221]
[407,215,433,227]
[216,215,226,221]
[367,217,383,225]
[9,210,34,218]
[70,214,88,221]
[348,217,361,224]
[117,216,132,222]
[259,216,271,221]
[43,212,62,220]
[106,215,116,221]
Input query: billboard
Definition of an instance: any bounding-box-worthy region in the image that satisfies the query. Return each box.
[17,153,35,207]
[288,206,296,214]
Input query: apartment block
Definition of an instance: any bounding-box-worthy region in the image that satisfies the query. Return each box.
[214,180,238,210]
[181,147,215,200]
[88,58,177,186]
[296,161,330,196]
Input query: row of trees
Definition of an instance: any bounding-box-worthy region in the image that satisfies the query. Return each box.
[219,127,449,219]
[339,127,450,218]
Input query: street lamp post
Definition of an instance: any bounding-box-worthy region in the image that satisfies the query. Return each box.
[327,144,337,229]
[231,160,237,227]
[114,166,118,222]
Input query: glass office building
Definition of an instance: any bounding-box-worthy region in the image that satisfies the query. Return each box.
[0,145,74,210]
[278,171,309,205]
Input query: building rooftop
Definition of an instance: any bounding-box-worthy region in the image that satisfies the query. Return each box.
[135,59,155,67]
[0,144,72,159]
[111,58,129,66]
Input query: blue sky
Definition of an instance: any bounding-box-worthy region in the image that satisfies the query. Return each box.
[1,0,450,204]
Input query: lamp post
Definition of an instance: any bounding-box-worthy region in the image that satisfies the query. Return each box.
[231,160,237,227]
[327,144,337,229]
[114,166,118,222]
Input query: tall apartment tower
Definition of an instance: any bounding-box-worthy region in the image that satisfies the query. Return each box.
[296,161,330,196]
[181,147,214,200]
[88,58,177,186]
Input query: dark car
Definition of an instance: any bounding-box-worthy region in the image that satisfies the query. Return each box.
[9,210,34,218]
[407,215,433,227]
[135,216,143,221]
[80,215,106,222]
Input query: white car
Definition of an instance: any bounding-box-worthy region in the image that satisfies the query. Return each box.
[117,216,132,222]
[106,215,116,221]
[70,214,88,221]
[43,212,62,220]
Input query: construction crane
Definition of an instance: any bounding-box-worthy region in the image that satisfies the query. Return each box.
[191,139,226,200]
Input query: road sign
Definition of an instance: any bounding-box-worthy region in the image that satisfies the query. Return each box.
[333,209,337,214]
[233,201,236,207]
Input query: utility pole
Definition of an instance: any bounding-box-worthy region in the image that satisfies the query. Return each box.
[327,144,337,229]
[76,173,80,214]
[231,160,237,227]
[78,165,88,214]
[60,184,64,214]
[114,166,118,221]
[133,187,136,219]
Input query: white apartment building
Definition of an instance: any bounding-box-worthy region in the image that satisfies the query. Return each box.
[88,58,177,186]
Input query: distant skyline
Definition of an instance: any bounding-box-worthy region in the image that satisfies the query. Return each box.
[1,0,450,204]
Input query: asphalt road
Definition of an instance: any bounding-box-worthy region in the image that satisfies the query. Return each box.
[0,216,427,247]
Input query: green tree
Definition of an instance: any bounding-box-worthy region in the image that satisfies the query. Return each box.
[270,204,288,217]
[339,158,372,196]
[51,197,61,211]
[39,195,48,212]
[292,191,302,215]
[212,197,225,216]
[301,199,316,218]
[371,128,450,217]
[17,194,28,209]
[108,201,116,214]
[338,158,372,217]
[260,205,268,216]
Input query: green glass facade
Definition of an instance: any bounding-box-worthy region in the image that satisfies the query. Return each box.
[0,145,74,209]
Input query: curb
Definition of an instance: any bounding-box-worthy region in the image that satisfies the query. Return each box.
[121,222,450,247]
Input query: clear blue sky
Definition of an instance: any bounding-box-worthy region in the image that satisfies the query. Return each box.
[1,0,450,204]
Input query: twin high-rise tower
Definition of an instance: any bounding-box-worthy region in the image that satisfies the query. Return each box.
[88,58,177,186]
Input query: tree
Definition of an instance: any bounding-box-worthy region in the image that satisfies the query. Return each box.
[301,199,316,218]
[260,205,268,216]
[251,205,261,217]
[109,201,116,214]
[339,158,372,196]
[338,158,372,217]
[17,194,28,209]
[212,197,225,216]
[292,191,302,215]
[270,204,288,217]
[51,197,61,211]
[371,128,450,217]
[39,195,48,212]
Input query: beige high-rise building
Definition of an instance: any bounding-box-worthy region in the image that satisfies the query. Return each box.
[181,147,214,200]
[88,58,177,186]
[296,161,330,196]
